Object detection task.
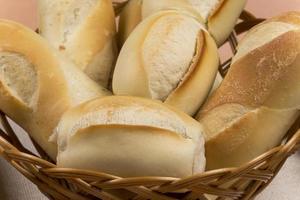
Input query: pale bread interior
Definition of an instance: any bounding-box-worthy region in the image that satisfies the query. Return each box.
[121,0,244,47]
[142,0,190,19]
[186,0,220,21]
[115,10,219,115]
[142,13,203,100]
[39,0,116,86]
[39,0,98,48]
[62,0,98,44]
[55,97,194,149]
[141,0,220,22]
[0,52,38,107]
[60,105,188,138]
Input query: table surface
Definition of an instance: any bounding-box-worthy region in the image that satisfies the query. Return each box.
[0,0,300,199]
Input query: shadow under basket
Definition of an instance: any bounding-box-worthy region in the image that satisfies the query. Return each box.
[0,4,300,200]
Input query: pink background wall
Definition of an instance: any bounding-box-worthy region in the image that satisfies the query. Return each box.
[0,0,37,29]
[0,0,299,30]
[247,0,300,17]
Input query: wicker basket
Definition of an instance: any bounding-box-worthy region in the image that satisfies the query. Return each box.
[0,2,300,200]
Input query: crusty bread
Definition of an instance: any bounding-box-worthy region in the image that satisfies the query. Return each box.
[118,0,246,46]
[55,96,206,178]
[208,72,223,97]
[0,19,110,159]
[38,0,117,87]
[117,0,143,48]
[207,0,247,46]
[113,10,219,116]
[196,12,300,170]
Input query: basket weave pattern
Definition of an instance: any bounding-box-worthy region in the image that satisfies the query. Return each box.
[0,2,299,200]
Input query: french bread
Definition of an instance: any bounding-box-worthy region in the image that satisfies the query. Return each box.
[196,12,300,170]
[55,96,206,178]
[209,72,223,97]
[38,0,117,87]
[0,19,111,159]
[113,10,219,116]
[118,0,247,47]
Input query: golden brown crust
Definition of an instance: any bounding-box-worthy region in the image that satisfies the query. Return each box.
[197,13,300,170]
[200,30,300,115]
[236,12,300,51]
[265,11,300,26]
[205,108,299,170]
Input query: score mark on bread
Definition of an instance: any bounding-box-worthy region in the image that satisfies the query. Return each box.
[0,52,38,108]
[197,12,300,170]
[38,0,117,87]
[0,19,110,159]
[56,96,206,177]
[113,10,219,116]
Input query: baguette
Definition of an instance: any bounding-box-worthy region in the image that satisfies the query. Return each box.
[0,19,110,159]
[118,0,247,47]
[113,10,219,116]
[55,96,206,178]
[196,12,300,170]
[38,0,117,87]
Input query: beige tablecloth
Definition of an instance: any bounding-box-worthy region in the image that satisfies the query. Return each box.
[0,124,299,200]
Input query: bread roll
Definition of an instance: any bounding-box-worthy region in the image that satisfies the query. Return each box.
[38,0,117,87]
[196,12,300,170]
[55,96,206,177]
[113,10,219,116]
[118,0,247,46]
[209,72,223,97]
[0,19,110,159]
